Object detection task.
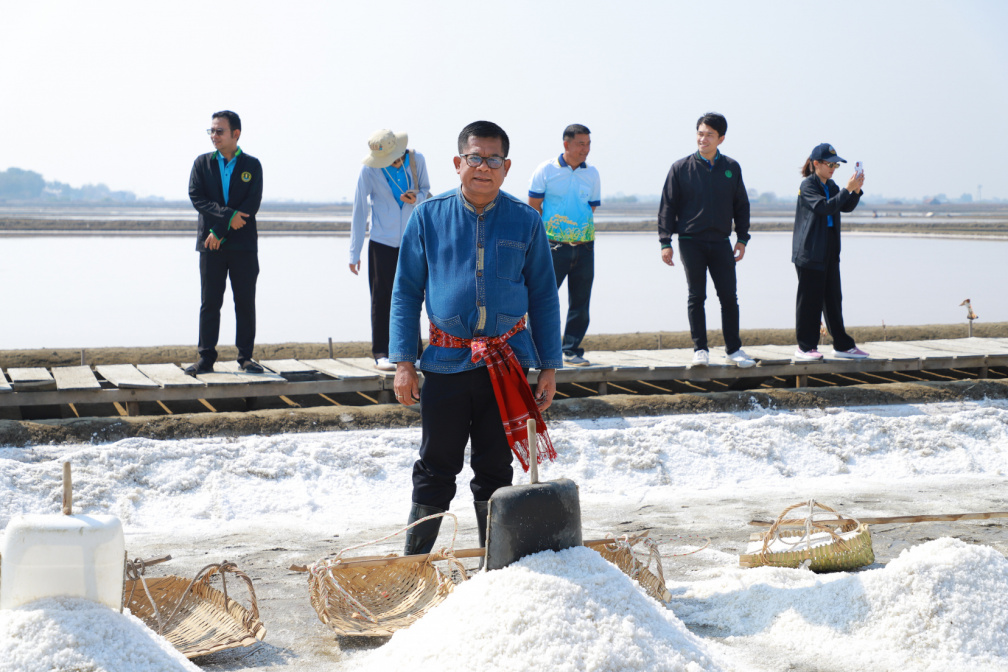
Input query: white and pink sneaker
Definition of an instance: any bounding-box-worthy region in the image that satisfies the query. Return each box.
[794,348,823,360]
[835,347,870,359]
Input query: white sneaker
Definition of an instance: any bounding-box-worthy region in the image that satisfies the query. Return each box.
[375,357,396,371]
[726,349,755,368]
[834,346,869,359]
[794,348,824,360]
[691,349,709,366]
[563,353,591,367]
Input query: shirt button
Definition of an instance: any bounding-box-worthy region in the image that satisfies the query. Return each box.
[476,271,482,277]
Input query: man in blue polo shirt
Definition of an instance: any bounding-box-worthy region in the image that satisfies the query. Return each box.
[528,124,601,366]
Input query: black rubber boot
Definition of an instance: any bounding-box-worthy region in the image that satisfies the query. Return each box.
[474,500,489,570]
[403,502,445,556]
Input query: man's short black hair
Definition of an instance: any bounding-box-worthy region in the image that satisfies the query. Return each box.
[696,112,727,137]
[212,110,241,132]
[563,124,591,140]
[458,120,509,157]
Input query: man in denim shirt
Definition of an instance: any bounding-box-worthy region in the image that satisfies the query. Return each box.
[388,120,562,557]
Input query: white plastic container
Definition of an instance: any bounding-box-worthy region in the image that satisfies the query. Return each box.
[0,514,125,610]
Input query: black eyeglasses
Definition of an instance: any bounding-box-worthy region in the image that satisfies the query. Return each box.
[207,128,227,137]
[460,154,505,169]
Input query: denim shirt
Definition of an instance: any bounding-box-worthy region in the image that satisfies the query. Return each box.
[389,188,563,373]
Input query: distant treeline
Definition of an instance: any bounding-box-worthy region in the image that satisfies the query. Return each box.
[0,167,138,203]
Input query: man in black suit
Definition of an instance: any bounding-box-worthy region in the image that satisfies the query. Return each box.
[187,110,264,375]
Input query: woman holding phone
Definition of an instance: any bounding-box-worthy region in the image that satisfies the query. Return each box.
[791,143,868,360]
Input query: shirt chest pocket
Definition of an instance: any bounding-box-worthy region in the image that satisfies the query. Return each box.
[496,239,526,282]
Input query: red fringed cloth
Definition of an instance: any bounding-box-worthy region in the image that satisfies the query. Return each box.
[428,318,556,472]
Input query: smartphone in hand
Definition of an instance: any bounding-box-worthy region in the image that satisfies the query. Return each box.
[855,161,864,178]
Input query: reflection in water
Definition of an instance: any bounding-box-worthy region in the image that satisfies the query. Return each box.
[0,232,1002,349]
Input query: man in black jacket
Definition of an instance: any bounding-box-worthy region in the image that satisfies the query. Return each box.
[657,112,754,368]
[186,110,264,375]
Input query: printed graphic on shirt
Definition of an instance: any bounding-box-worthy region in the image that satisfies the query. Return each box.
[241,171,252,183]
[725,170,733,178]
[544,216,594,243]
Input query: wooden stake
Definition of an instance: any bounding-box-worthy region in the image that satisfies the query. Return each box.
[62,461,72,515]
[288,537,625,572]
[528,418,538,485]
[749,510,1008,527]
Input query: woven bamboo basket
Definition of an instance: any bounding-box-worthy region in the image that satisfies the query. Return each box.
[739,500,875,572]
[123,560,267,658]
[307,512,467,637]
[586,534,672,602]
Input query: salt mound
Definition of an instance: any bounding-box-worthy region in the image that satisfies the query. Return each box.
[353,545,722,672]
[0,597,198,672]
[862,537,1008,662]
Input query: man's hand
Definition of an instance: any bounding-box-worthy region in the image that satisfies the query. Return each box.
[394,361,421,406]
[400,191,417,205]
[661,247,675,266]
[231,211,249,230]
[204,232,221,250]
[534,368,556,411]
[733,242,746,262]
[349,262,360,275]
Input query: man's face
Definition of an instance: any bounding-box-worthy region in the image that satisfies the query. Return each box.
[454,136,511,203]
[210,116,240,155]
[696,123,724,159]
[563,133,591,166]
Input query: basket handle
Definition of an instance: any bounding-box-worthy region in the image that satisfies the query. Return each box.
[198,561,261,624]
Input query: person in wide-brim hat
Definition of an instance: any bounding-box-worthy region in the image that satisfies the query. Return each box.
[362,129,409,168]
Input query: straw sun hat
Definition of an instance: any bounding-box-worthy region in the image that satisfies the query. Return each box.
[363,129,408,168]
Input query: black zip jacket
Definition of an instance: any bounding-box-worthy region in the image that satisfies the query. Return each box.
[657,152,750,246]
[791,174,861,270]
[189,150,263,252]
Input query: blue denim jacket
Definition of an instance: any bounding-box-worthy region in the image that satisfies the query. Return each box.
[389,188,562,373]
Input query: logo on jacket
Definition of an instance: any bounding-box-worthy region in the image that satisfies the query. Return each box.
[724,170,733,178]
[241,171,252,183]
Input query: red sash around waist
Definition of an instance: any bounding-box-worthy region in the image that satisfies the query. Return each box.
[428,317,555,472]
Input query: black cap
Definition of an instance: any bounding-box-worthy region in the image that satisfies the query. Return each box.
[809,143,846,163]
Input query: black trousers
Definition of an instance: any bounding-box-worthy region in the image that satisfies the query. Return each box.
[368,240,422,360]
[795,234,854,352]
[678,238,741,353]
[198,249,259,364]
[411,367,514,511]
[551,241,594,357]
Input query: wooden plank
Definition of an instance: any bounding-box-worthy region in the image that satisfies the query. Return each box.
[300,358,382,381]
[857,342,926,361]
[260,359,318,376]
[921,338,1008,355]
[0,372,11,394]
[51,366,101,390]
[136,363,205,387]
[96,364,159,389]
[7,367,56,391]
[740,345,794,365]
[622,348,696,368]
[201,360,288,384]
[581,351,653,374]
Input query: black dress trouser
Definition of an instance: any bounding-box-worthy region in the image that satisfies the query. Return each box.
[368,240,422,360]
[411,367,514,512]
[198,249,259,364]
[795,231,855,353]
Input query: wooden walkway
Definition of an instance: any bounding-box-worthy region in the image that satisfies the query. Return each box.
[2,337,1008,418]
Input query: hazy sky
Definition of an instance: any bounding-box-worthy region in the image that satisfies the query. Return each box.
[3,1,1006,203]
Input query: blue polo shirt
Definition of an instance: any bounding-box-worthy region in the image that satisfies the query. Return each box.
[528,154,601,243]
[216,147,242,203]
[381,153,411,209]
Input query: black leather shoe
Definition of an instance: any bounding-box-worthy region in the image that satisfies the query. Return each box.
[239,360,264,373]
[183,360,214,377]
